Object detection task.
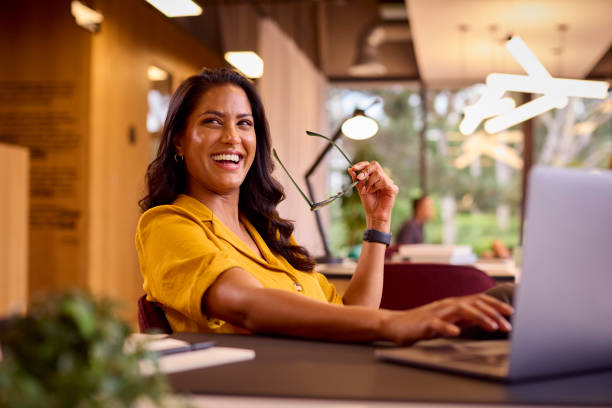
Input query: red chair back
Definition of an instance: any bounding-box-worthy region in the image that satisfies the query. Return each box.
[380,262,495,310]
[137,294,173,334]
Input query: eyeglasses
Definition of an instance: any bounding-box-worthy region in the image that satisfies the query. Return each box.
[273,130,360,211]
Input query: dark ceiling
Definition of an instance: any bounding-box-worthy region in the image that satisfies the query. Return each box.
[172,0,420,82]
[172,0,611,83]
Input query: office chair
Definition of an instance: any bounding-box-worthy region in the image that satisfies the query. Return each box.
[380,262,496,310]
[137,294,173,334]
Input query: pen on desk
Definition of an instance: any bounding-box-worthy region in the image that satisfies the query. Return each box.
[159,340,215,356]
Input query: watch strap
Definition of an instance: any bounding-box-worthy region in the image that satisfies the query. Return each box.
[363,229,392,246]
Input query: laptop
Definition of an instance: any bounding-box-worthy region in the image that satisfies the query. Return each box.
[376,166,612,382]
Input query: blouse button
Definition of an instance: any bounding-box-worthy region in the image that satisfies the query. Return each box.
[294,282,303,292]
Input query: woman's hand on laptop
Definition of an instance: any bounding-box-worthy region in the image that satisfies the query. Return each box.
[381,294,514,346]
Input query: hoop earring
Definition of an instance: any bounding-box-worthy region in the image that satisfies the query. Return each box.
[174,153,184,163]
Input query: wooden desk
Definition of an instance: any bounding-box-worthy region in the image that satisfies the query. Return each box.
[167,333,612,406]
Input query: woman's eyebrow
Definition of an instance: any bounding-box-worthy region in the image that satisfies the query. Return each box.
[199,110,224,118]
[198,111,252,118]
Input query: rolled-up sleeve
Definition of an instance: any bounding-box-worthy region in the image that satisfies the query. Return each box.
[136,207,242,329]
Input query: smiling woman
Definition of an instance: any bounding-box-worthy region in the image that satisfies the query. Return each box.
[135,68,513,343]
[138,68,314,273]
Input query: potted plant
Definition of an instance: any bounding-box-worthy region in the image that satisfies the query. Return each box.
[0,290,168,407]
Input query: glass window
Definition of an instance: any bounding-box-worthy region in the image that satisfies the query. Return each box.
[327,84,524,258]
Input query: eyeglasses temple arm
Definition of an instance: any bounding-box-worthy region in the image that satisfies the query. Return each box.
[272,149,314,207]
[306,130,353,166]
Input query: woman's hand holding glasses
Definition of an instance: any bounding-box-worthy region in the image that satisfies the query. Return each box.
[349,161,398,232]
[273,131,397,218]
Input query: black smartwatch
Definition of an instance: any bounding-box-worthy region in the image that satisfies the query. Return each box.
[363,229,392,246]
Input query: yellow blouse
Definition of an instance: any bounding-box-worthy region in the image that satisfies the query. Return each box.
[135,194,343,333]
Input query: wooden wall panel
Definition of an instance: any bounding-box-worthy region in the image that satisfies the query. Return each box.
[0,144,29,317]
[88,0,223,323]
[0,0,91,298]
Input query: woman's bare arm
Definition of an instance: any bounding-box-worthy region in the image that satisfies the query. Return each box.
[342,238,388,308]
[341,161,397,307]
[204,266,513,345]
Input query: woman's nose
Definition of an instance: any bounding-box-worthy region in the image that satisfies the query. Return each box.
[221,125,240,144]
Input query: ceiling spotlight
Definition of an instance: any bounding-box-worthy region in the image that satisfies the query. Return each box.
[145,0,202,17]
[71,1,103,33]
[224,51,264,79]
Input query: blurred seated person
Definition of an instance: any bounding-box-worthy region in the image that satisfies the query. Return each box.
[395,195,435,244]
[135,68,512,345]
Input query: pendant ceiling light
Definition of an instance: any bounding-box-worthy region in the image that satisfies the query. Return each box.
[460,36,609,135]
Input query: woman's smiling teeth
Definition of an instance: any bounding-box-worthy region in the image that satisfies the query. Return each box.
[211,153,241,163]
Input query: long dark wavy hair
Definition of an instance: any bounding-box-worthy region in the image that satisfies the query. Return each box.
[139,68,316,272]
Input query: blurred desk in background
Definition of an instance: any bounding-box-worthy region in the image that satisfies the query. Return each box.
[473,258,519,283]
[317,259,516,296]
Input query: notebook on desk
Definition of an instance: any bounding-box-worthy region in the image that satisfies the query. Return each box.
[376,166,612,382]
[126,334,255,375]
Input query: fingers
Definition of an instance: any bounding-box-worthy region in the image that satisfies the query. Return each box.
[437,302,501,331]
[473,299,512,332]
[477,294,514,316]
[349,161,377,182]
[348,162,370,188]
[350,161,370,173]
[427,318,461,338]
[347,166,359,182]
[383,310,462,345]
[465,294,513,331]
[435,295,513,332]
[360,172,382,194]
[387,294,514,344]
[348,161,397,195]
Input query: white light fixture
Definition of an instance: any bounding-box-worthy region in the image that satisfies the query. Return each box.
[145,0,202,17]
[505,36,551,79]
[460,36,610,135]
[484,95,559,134]
[460,95,516,135]
[147,65,169,81]
[341,114,379,140]
[224,51,264,79]
[71,1,103,33]
[487,74,608,99]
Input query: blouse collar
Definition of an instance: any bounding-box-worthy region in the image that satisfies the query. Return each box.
[172,194,288,272]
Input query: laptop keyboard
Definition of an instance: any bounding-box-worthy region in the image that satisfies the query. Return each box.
[451,353,509,366]
[417,340,510,367]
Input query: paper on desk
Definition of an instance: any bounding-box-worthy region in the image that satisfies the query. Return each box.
[124,333,169,354]
[140,346,255,375]
[145,338,191,353]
